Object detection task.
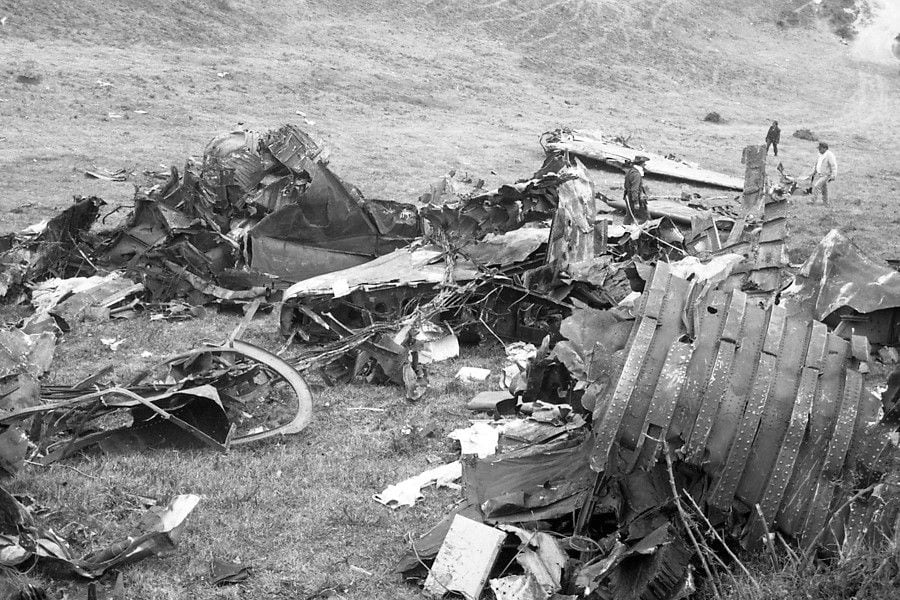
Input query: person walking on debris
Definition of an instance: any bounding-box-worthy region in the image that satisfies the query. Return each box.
[765,120,781,156]
[623,155,650,224]
[810,142,837,204]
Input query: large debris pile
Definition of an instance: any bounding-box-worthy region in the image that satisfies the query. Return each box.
[2,123,899,598]
[329,140,896,600]
[394,269,898,600]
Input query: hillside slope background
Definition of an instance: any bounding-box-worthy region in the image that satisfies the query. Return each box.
[2,1,898,256]
[0,1,899,599]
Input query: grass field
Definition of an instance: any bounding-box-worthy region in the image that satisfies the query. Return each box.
[1,1,899,598]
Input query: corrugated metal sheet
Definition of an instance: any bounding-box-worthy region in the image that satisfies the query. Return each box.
[589,261,895,546]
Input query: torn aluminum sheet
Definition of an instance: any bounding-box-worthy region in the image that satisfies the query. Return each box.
[498,525,567,596]
[574,523,693,600]
[782,229,900,345]
[30,272,143,328]
[238,124,418,280]
[0,426,28,476]
[418,332,459,364]
[463,436,596,523]
[100,197,201,266]
[282,245,479,301]
[589,261,896,550]
[502,342,537,393]
[281,227,548,302]
[248,160,418,281]
[210,558,252,585]
[0,490,199,578]
[411,320,460,365]
[98,195,259,305]
[395,503,486,577]
[541,129,744,190]
[373,461,462,508]
[0,196,104,299]
[545,304,632,414]
[489,574,547,600]
[0,323,56,448]
[664,253,744,287]
[277,225,557,354]
[420,157,563,245]
[0,327,55,380]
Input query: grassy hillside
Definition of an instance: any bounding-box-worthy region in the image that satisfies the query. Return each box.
[2,1,895,258]
[0,1,898,598]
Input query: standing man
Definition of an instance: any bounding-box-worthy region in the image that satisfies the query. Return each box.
[623,155,649,224]
[765,120,781,156]
[810,142,837,204]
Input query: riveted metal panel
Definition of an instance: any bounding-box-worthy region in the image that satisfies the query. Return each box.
[844,365,884,480]
[619,276,690,457]
[759,217,788,243]
[708,306,785,509]
[748,268,785,293]
[583,262,896,558]
[737,317,809,505]
[849,334,870,363]
[800,370,863,543]
[776,334,849,535]
[823,371,863,480]
[590,316,658,473]
[754,366,819,526]
[762,304,787,355]
[709,351,778,510]
[682,291,752,458]
[683,340,737,465]
[703,303,769,474]
[720,290,748,342]
[755,240,787,268]
[638,262,671,319]
[630,341,694,472]
[668,292,728,443]
[841,500,869,553]
[804,322,829,369]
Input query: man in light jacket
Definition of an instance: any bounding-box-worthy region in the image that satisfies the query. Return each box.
[810,142,837,204]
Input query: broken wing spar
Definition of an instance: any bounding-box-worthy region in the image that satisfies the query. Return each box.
[542,128,745,190]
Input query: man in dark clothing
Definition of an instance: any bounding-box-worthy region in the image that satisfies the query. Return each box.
[623,155,649,224]
[765,120,781,156]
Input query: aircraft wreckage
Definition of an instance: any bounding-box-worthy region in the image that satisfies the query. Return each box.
[1,124,899,599]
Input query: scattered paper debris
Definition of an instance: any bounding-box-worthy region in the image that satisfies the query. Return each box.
[373,461,462,508]
[456,367,491,383]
